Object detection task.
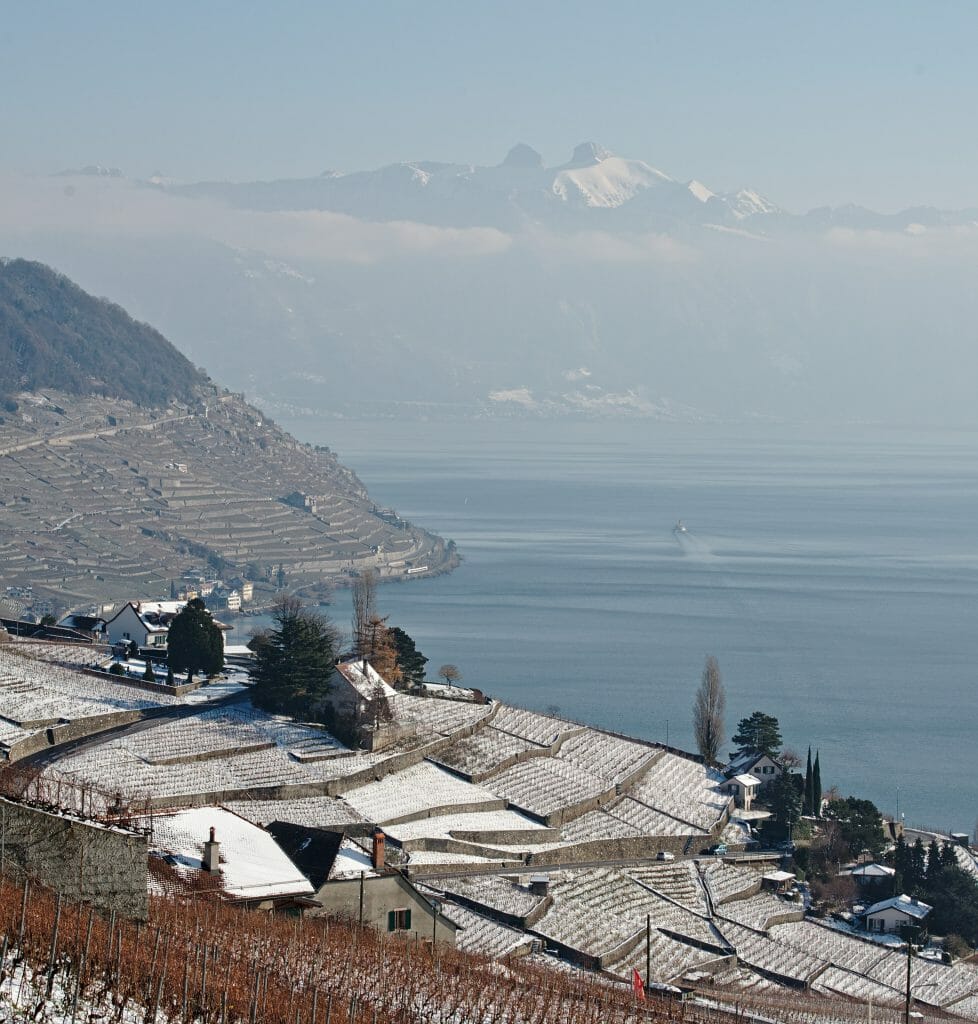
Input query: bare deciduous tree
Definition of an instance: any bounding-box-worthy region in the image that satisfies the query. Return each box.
[692,655,725,766]
[438,664,462,687]
[351,569,377,656]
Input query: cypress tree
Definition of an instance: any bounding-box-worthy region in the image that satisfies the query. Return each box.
[812,750,822,818]
[926,839,942,881]
[803,747,814,816]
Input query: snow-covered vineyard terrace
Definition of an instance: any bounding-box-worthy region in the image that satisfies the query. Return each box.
[3,638,978,1019]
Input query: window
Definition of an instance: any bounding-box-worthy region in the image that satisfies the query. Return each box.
[388,908,411,932]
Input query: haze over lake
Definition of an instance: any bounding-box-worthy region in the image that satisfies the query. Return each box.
[238,418,978,833]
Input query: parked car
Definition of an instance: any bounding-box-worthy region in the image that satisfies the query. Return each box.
[706,843,728,856]
[656,850,676,861]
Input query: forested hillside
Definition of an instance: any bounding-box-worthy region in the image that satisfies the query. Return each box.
[0,258,205,406]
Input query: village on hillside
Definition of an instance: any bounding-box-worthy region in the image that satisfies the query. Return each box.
[1,598,977,1024]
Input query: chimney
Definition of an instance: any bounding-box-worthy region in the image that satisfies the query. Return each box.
[203,826,220,873]
[372,829,385,871]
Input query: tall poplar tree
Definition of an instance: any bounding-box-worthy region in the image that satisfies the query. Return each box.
[692,655,726,766]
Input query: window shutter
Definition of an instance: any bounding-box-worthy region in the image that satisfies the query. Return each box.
[387,910,396,932]
[404,908,412,930]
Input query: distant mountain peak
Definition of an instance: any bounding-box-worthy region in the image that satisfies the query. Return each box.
[501,143,544,169]
[56,165,124,178]
[567,141,614,167]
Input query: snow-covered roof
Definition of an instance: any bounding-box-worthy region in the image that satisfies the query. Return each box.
[335,659,397,700]
[863,893,932,920]
[328,839,378,880]
[762,870,796,883]
[146,806,314,901]
[732,773,762,787]
[847,863,896,878]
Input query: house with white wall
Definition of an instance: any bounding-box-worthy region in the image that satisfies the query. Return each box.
[863,893,931,934]
[105,600,230,651]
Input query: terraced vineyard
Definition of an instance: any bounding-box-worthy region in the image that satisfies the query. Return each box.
[0,388,455,610]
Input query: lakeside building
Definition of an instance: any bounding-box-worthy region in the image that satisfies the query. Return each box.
[105,600,231,652]
[863,893,932,934]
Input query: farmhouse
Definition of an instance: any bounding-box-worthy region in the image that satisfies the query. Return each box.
[267,822,458,944]
[145,806,315,909]
[863,893,932,934]
[724,772,761,811]
[726,750,783,789]
[105,600,230,652]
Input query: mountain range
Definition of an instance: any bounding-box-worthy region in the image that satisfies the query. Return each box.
[168,141,978,237]
[3,143,978,425]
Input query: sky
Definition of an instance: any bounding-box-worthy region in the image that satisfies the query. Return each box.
[1,1,977,213]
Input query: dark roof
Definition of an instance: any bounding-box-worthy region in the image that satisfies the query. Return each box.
[266,822,344,889]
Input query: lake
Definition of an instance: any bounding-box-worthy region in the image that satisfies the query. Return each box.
[239,418,978,832]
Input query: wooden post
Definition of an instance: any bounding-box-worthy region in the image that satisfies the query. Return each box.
[46,891,63,997]
[646,912,651,991]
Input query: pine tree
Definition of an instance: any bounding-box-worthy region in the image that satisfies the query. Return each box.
[167,598,224,684]
[812,750,822,818]
[251,596,339,716]
[803,747,814,816]
[731,711,782,758]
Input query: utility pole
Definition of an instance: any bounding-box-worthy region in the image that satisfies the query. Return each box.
[902,923,919,1024]
[358,871,364,926]
[645,913,651,990]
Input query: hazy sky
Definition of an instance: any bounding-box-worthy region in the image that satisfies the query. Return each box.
[2,1,976,213]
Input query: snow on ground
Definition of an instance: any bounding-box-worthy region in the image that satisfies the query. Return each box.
[340,761,501,824]
[628,752,730,832]
[429,874,545,920]
[436,899,533,957]
[383,808,549,843]
[406,850,511,867]
[225,795,367,829]
[50,706,379,803]
[490,705,573,746]
[483,757,607,818]
[433,726,542,777]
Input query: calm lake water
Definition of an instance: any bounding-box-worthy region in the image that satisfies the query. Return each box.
[237,419,978,832]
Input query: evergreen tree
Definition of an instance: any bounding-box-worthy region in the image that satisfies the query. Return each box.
[388,626,428,688]
[166,598,224,683]
[940,841,959,871]
[812,750,822,817]
[907,838,927,891]
[822,796,886,859]
[142,659,156,682]
[926,839,943,882]
[250,596,339,716]
[768,772,803,834]
[731,711,782,758]
[803,747,814,816]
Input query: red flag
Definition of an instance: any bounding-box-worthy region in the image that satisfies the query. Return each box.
[631,968,646,1001]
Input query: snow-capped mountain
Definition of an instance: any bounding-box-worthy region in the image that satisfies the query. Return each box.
[169,142,782,232]
[7,145,978,426]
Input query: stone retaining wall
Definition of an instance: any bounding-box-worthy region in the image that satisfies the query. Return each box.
[0,796,148,919]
